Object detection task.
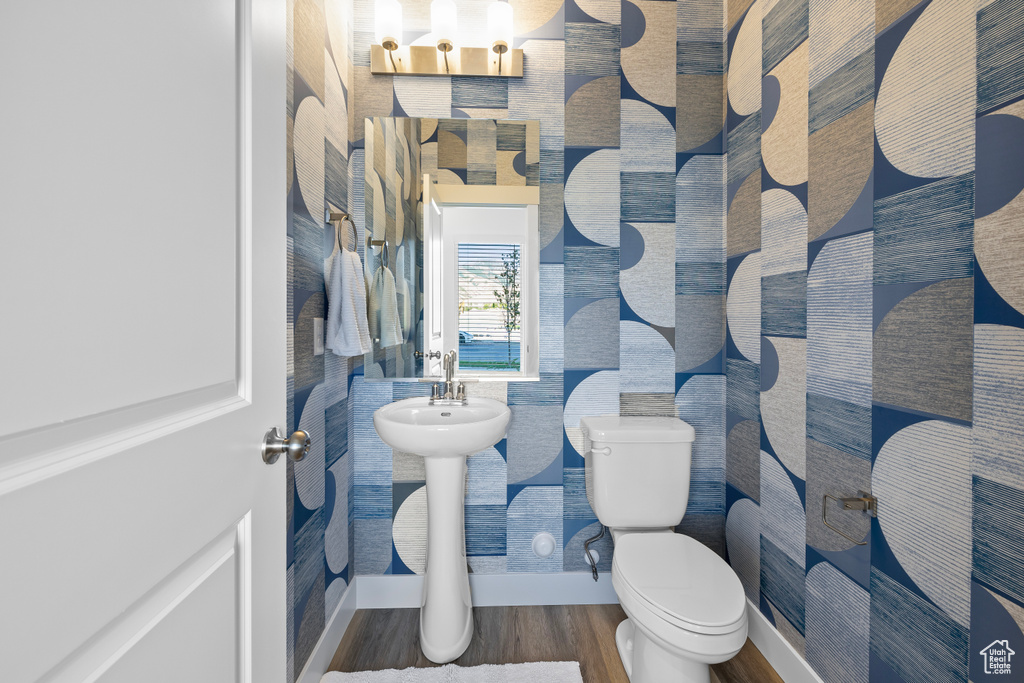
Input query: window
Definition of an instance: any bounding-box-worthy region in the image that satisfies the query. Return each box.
[423,184,539,380]
[458,244,521,372]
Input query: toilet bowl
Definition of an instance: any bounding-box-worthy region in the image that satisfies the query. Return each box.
[579,415,749,683]
[611,533,747,682]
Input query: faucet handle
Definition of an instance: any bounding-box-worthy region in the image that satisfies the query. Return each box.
[430,383,442,400]
[455,382,466,401]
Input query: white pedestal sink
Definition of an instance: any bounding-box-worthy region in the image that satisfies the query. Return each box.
[373,396,511,663]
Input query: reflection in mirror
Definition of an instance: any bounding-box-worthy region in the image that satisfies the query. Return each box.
[363,116,540,381]
[362,117,422,380]
[423,196,539,381]
[459,243,521,372]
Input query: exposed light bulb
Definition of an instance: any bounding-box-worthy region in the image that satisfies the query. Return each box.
[374,0,403,51]
[431,0,457,52]
[487,1,514,55]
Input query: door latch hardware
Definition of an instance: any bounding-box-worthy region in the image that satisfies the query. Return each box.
[262,428,311,465]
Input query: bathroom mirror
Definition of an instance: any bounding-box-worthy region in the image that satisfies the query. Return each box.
[362,116,541,382]
[361,117,423,381]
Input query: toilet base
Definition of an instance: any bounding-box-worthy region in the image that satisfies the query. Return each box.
[615,618,711,683]
[615,618,635,679]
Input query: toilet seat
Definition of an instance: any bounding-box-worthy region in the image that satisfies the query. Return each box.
[612,533,746,636]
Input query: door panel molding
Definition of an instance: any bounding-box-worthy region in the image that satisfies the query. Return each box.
[0,381,245,495]
[38,516,249,683]
[235,0,256,407]
[1,0,258,492]
[1,0,255,438]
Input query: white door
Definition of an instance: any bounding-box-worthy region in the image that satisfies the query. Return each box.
[423,178,445,377]
[0,1,286,682]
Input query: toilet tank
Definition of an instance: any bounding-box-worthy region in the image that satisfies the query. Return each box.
[581,416,696,529]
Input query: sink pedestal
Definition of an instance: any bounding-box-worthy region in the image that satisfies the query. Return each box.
[372,396,510,664]
[419,453,473,663]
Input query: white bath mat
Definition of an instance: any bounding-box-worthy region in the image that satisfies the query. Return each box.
[321,661,584,683]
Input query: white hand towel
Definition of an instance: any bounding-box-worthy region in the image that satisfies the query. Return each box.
[369,265,403,348]
[327,250,372,356]
[395,245,413,341]
[396,275,412,340]
[324,248,339,353]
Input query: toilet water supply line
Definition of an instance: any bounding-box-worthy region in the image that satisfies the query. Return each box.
[583,525,606,582]
[583,444,611,580]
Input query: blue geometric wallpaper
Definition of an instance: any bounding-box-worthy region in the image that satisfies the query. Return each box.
[287,0,1024,681]
[722,0,1024,681]
[287,0,357,679]
[345,0,730,588]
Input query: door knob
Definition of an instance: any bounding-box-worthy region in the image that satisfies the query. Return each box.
[262,427,311,464]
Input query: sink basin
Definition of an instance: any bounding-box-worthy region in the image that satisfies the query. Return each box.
[373,397,510,457]
[372,395,511,664]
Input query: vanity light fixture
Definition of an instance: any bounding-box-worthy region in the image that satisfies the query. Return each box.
[369,0,522,77]
[487,1,514,76]
[374,0,403,72]
[431,0,458,74]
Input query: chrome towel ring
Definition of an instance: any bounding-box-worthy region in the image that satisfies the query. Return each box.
[329,212,358,252]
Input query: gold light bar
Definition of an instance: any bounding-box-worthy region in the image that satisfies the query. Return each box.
[370,44,523,78]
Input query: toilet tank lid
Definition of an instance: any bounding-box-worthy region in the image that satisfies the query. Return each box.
[580,416,695,443]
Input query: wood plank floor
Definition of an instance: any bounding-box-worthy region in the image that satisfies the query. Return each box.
[328,605,783,683]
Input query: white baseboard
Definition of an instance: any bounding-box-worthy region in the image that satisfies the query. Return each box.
[470,571,619,606]
[355,574,424,609]
[297,572,617,683]
[296,580,358,683]
[745,598,823,683]
[357,571,619,609]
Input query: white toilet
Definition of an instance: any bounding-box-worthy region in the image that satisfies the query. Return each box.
[581,416,748,683]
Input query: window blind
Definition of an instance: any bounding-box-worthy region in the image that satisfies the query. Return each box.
[457,243,521,342]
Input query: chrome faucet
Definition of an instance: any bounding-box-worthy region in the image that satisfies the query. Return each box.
[442,352,454,389]
[430,350,466,405]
